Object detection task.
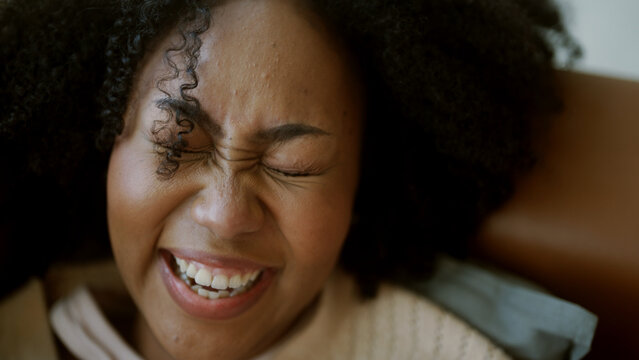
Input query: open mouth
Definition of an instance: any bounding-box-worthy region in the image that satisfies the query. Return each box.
[171,255,264,300]
[159,250,275,320]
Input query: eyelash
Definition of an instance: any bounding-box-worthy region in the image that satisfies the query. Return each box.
[264,166,312,178]
[152,141,313,178]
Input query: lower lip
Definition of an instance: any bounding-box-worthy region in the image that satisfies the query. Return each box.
[158,251,275,320]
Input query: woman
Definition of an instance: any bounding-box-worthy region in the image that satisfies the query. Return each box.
[0,0,578,358]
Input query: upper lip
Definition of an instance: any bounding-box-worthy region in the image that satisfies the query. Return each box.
[163,248,275,271]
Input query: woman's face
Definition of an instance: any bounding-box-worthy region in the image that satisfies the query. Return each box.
[107,0,362,359]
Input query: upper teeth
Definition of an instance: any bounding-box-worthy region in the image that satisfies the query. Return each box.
[175,256,261,290]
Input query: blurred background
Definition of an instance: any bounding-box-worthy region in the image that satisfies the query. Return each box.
[475,1,639,359]
[559,0,639,80]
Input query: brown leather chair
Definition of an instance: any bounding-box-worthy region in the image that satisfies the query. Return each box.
[475,71,639,359]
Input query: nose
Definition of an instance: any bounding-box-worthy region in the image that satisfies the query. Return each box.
[190,174,264,240]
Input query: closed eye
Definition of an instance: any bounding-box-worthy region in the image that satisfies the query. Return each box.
[264,165,312,177]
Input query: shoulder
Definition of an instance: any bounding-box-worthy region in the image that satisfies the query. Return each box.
[371,279,510,360]
[273,270,510,360]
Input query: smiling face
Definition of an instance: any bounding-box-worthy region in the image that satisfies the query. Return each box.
[106,0,362,359]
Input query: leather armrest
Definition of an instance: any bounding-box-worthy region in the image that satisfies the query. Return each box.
[475,71,639,359]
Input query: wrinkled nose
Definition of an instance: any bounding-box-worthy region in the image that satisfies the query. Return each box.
[190,175,264,240]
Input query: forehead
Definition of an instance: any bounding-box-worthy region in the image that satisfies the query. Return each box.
[129,0,361,137]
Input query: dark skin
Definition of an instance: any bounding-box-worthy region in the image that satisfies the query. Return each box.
[1,0,576,296]
[107,3,363,357]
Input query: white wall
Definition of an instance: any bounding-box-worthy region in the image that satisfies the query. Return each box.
[558,0,639,81]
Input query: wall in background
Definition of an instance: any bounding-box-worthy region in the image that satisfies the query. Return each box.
[558,0,639,81]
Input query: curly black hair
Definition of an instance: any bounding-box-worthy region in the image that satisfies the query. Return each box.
[0,0,579,298]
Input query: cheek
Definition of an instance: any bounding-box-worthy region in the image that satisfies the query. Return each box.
[106,139,169,289]
[278,173,357,274]
[286,133,360,271]
[108,142,151,236]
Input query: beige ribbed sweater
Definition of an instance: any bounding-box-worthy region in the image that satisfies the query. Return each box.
[270,270,510,360]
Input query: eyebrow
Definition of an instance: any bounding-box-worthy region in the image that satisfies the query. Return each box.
[254,123,331,144]
[156,98,331,143]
